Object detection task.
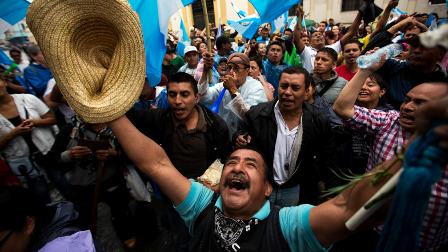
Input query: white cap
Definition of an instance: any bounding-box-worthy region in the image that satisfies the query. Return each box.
[184,45,198,55]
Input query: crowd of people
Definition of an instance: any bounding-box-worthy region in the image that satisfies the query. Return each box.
[0,0,447,251]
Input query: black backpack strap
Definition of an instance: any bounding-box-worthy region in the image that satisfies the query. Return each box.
[317,81,334,97]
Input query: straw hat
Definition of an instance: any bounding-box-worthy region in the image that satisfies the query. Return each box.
[26,0,145,123]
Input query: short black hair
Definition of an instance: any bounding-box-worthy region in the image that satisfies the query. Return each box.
[26,44,41,57]
[284,28,293,33]
[267,40,285,54]
[216,36,231,51]
[279,66,312,89]
[167,72,198,94]
[9,47,21,55]
[317,47,338,62]
[0,186,45,232]
[342,38,363,51]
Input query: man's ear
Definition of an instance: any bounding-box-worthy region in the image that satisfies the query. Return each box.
[24,216,35,236]
[265,182,273,198]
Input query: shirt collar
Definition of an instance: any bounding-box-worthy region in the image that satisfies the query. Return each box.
[172,105,207,132]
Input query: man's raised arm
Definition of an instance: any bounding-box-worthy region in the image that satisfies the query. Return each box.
[340,10,363,46]
[333,53,386,119]
[293,6,305,53]
[109,116,191,206]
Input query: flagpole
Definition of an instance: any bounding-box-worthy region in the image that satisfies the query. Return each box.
[201,0,213,84]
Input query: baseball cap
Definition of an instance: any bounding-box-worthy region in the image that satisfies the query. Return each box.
[184,45,198,55]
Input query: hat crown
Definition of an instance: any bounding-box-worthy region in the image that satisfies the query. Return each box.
[27,0,145,123]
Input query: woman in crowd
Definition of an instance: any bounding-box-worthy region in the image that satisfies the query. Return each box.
[0,77,56,203]
[249,57,274,101]
[46,117,136,246]
[255,42,267,58]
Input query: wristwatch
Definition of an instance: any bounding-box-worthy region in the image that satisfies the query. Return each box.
[231,91,240,99]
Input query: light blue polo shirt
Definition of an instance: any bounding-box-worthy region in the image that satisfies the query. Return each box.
[176,181,328,251]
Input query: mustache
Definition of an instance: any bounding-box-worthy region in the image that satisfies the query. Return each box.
[224,173,250,189]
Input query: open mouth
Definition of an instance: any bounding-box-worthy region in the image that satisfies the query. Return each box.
[400,113,415,123]
[358,91,370,97]
[225,174,249,191]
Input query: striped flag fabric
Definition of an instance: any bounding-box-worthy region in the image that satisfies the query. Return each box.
[0,0,30,34]
[129,0,197,87]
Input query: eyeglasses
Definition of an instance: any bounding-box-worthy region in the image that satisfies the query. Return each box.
[0,230,13,250]
[227,64,248,72]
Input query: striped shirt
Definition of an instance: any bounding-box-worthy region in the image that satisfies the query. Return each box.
[419,164,448,251]
[344,106,412,171]
[346,106,448,250]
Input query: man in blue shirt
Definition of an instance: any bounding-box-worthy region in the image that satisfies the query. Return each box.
[108,112,406,252]
[23,45,53,97]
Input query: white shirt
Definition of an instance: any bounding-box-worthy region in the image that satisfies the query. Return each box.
[300,40,342,73]
[178,63,197,77]
[198,76,267,136]
[0,94,56,160]
[273,102,302,184]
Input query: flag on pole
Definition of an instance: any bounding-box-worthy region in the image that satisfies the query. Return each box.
[302,17,308,35]
[0,0,30,34]
[129,0,197,87]
[217,17,222,37]
[271,12,288,33]
[249,0,300,23]
[288,16,298,30]
[227,14,261,39]
[230,0,248,18]
[176,18,191,57]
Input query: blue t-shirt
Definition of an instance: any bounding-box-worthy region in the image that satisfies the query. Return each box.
[176,181,328,252]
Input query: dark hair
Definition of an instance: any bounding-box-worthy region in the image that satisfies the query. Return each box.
[26,45,41,57]
[0,186,45,232]
[267,40,285,54]
[284,28,293,34]
[216,36,231,51]
[191,36,205,44]
[249,56,264,74]
[167,72,198,94]
[279,66,312,89]
[317,47,338,62]
[9,47,21,55]
[342,38,363,51]
[368,72,387,90]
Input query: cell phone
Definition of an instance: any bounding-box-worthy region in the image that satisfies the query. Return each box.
[78,139,109,152]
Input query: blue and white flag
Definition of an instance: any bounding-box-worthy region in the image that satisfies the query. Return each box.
[129,0,197,87]
[288,16,298,30]
[0,0,30,34]
[217,17,222,37]
[388,7,407,24]
[230,0,247,18]
[249,0,300,23]
[271,12,288,33]
[426,14,438,31]
[176,18,191,57]
[228,14,261,39]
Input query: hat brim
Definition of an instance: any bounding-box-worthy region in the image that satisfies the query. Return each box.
[27,0,145,123]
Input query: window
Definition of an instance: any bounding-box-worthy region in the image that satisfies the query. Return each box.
[428,0,444,5]
[192,0,215,30]
[341,0,363,12]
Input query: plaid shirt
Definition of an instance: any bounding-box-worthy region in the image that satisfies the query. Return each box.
[346,106,448,250]
[419,164,448,251]
[344,106,412,171]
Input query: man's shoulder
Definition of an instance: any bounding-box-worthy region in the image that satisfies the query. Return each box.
[247,101,275,118]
